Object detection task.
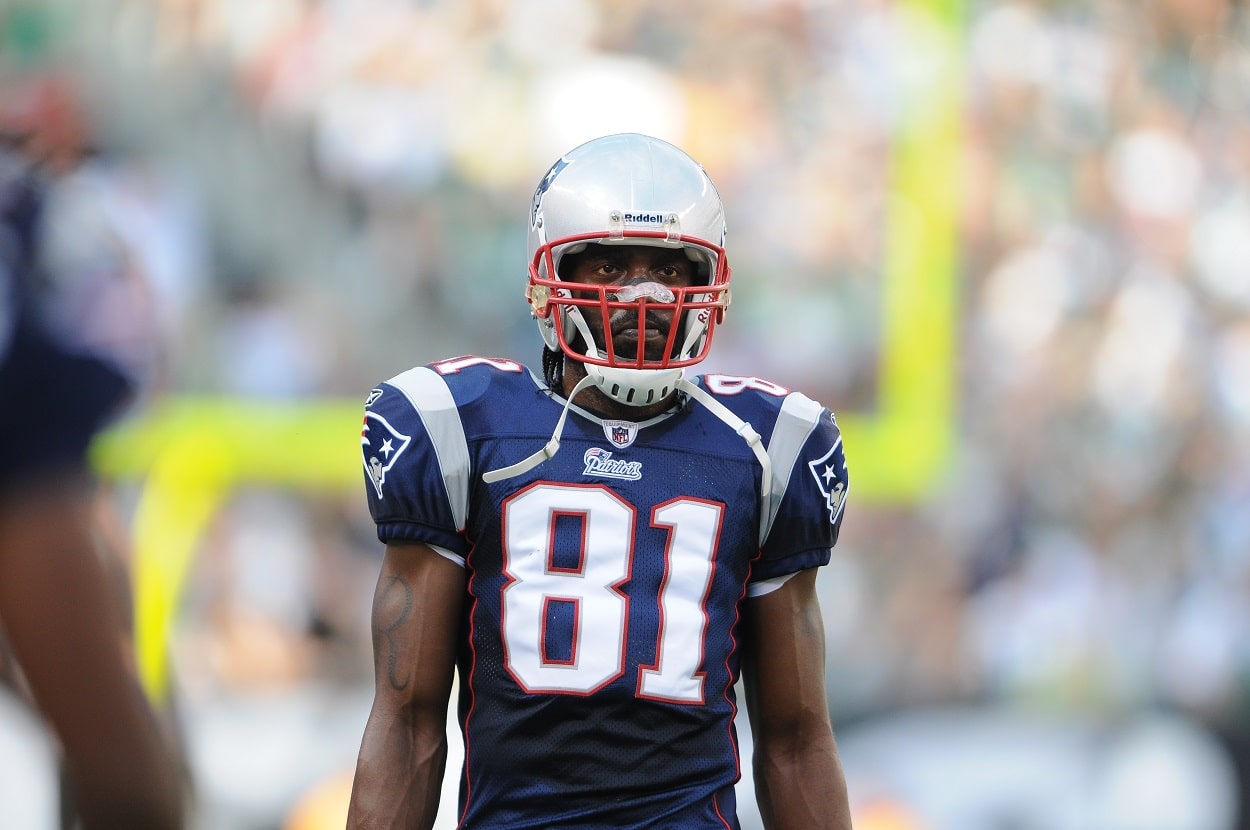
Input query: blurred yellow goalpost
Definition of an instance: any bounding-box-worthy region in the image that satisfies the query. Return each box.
[92,1,963,708]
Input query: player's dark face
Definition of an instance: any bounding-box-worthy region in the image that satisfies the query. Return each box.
[560,245,697,362]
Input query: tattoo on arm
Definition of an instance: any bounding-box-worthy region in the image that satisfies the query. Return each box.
[374,574,413,692]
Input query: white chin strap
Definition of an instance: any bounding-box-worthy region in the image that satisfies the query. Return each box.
[482,374,597,484]
[482,378,773,536]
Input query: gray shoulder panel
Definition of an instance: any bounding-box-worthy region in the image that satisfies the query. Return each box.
[386,366,471,530]
[762,391,825,541]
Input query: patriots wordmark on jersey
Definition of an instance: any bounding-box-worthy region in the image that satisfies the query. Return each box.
[360,356,848,829]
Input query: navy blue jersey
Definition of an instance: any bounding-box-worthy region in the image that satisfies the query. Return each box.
[361,355,848,829]
[0,156,130,490]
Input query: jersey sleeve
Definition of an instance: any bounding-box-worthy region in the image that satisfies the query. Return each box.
[0,166,132,487]
[753,394,848,583]
[361,366,472,560]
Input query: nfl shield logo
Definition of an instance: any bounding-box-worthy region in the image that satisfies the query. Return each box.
[603,420,638,449]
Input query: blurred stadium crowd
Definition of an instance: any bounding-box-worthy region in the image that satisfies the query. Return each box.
[3,0,1250,828]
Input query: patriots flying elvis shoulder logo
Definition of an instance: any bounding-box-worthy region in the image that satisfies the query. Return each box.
[808,438,847,525]
[362,410,411,498]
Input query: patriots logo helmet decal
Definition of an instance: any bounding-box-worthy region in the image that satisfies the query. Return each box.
[808,438,848,526]
[361,410,411,498]
[531,156,570,230]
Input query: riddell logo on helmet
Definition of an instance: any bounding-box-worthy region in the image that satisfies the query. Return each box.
[624,212,665,224]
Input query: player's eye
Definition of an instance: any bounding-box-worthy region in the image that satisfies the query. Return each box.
[655,264,689,283]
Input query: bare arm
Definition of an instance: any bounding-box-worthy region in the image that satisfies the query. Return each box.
[347,542,466,830]
[742,568,852,830]
[0,474,184,829]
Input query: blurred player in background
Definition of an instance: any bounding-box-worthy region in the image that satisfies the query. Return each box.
[348,133,852,829]
[0,92,184,829]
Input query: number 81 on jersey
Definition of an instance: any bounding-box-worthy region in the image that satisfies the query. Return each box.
[501,483,723,705]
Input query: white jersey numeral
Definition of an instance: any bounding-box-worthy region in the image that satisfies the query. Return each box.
[704,374,789,397]
[501,484,723,703]
[433,355,524,375]
[639,498,722,703]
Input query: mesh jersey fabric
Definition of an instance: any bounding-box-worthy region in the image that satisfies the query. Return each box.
[361,357,848,829]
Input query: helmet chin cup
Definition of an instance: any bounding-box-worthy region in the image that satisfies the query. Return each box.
[586,362,684,407]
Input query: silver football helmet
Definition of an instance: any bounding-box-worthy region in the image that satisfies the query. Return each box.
[526,133,732,407]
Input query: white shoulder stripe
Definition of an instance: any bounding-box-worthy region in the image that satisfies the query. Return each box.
[762,392,825,541]
[386,367,470,531]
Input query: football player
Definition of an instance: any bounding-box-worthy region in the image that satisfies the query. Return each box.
[0,145,184,829]
[348,133,852,829]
